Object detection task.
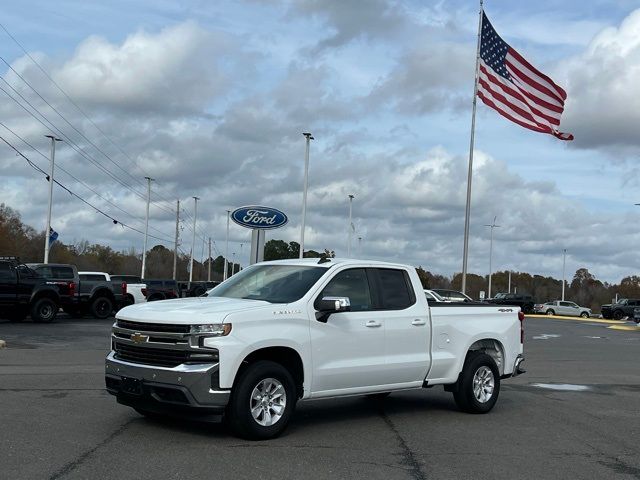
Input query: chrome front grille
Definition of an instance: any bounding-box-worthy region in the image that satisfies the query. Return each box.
[112,319,217,368]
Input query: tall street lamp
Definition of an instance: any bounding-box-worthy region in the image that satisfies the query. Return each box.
[43,135,62,264]
[300,132,314,259]
[484,216,500,298]
[347,194,355,257]
[562,248,567,301]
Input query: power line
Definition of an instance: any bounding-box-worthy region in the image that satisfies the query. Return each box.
[0,134,174,244]
[0,121,173,240]
[0,21,179,214]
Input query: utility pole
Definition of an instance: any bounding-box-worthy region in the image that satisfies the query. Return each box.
[347,194,355,257]
[484,216,500,299]
[562,249,567,301]
[232,252,236,276]
[189,197,199,283]
[43,135,62,264]
[300,132,314,258]
[208,237,212,281]
[224,210,230,280]
[172,199,180,280]
[141,176,154,279]
[508,270,512,293]
[239,243,243,271]
[358,236,362,258]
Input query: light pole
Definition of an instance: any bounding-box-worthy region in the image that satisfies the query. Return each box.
[141,176,154,279]
[299,132,314,258]
[484,216,500,299]
[231,252,236,276]
[224,210,230,280]
[358,236,362,258]
[43,135,62,264]
[347,194,355,257]
[562,248,567,301]
[189,197,199,283]
[239,243,243,271]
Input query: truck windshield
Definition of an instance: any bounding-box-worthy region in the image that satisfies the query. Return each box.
[207,265,327,304]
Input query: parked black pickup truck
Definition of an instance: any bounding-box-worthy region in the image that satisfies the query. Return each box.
[0,257,64,322]
[27,265,128,318]
[485,293,536,314]
[601,298,640,320]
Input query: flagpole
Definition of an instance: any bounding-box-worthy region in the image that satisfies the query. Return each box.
[461,0,484,295]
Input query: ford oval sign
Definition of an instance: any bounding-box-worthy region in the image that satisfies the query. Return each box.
[231,206,288,230]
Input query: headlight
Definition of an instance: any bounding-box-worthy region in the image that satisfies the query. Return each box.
[190,323,232,336]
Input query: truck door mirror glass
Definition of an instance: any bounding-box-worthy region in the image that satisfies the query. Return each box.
[316,296,351,323]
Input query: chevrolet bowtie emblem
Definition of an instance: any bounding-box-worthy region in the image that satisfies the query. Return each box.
[130,332,149,344]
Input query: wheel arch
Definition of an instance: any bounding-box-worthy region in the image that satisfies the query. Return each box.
[91,288,115,302]
[465,338,506,376]
[30,289,60,305]
[234,346,305,399]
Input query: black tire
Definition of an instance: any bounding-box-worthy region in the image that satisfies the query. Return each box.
[546,309,555,316]
[31,297,58,323]
[612,310,624,321]
[226,360,296,440]
[452,352,500,414]
[90,296,113,319]
[579,312,589,318]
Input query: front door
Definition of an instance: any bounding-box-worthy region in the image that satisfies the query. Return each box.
[309,268,386,395]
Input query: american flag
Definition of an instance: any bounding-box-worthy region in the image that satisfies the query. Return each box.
[477,11,573,140]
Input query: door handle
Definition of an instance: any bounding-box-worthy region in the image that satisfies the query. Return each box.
[365,320,382,328]
[412,319,426,326]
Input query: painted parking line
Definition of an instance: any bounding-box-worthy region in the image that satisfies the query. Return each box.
[607,325,640,332]
[525,314,626,325]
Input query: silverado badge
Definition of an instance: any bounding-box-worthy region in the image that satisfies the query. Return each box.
[130,332,149,344]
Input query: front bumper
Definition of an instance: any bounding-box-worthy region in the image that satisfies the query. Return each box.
[105,352,230,419]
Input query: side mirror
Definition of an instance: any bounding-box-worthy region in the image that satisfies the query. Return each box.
[316,296,351,323]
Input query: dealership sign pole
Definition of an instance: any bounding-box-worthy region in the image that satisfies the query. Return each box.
[231,206,288,266]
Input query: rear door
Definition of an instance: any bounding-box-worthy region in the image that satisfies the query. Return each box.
[373,268,431,384]
[0,263,17,304]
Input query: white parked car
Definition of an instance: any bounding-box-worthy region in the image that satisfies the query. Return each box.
[106,259,525,439]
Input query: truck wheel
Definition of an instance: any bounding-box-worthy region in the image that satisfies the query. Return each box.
[579,312,590,318]
[227,360,296,440]
[612,310,624,320]
[31,298,58,323]
[90,297,113,319]
[452,352,500,414]
[546,309,555,316]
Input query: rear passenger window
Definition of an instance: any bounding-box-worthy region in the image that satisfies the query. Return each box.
[375,269,415,310]
[0,264,16,281]
[52,267,74,280]
[80,274,106,282]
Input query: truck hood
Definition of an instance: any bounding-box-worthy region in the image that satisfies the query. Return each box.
[115,296,276,324]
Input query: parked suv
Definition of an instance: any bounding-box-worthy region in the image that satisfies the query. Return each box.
[0,257,64,322]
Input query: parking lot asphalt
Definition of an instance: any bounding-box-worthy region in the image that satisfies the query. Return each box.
[1,315,639,480]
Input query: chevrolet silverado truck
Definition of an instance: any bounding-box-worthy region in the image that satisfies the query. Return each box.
[106,259,525,439]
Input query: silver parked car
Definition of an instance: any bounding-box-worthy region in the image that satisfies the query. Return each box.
[534,300,591,318]
[424,289,447,303]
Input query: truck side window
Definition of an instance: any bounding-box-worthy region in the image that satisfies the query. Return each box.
[375,269,415,310]
[319,269,372,312]
[52,267,74,280]
[0,263,16,281]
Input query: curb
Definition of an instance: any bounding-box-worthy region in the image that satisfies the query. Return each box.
[607,325,640,332]
[525,314,625,325]
[0,339,6,349]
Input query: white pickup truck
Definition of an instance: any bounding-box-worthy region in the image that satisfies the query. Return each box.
[106,259,525,439]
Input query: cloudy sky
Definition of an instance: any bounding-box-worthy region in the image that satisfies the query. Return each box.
[1,0,639,283]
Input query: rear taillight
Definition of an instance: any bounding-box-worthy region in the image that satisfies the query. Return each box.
[518,311,525,343]
[69,282,76,297]
[141,288,147,297]
[121,282,127,295]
